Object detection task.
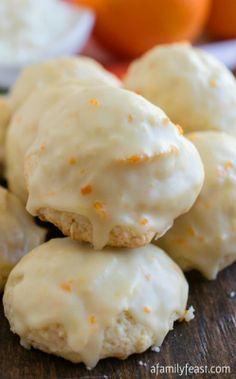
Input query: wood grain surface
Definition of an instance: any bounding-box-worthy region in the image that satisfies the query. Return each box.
[0,261,235,379]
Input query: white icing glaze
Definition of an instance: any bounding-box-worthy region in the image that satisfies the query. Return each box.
[25,86,204,249]
[158,131,236,279]
[10,56,121,111]
[6,84,83,203]
[4,238,188,367]
[124,43,236,136]
[0,186,46,290]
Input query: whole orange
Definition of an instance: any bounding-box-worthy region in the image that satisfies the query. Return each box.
[90,0,211,58]
[71,0,101,7]
[208,0,236,39]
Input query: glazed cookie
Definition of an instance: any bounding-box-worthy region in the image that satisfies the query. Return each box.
[158,131,236,279]
[0,186,46,290]
[9,56,121,111]
[3,238,188,368]
[25,86,204,249]
[124,43,236,135]
[0,96,11,171]
[6,84,82,203]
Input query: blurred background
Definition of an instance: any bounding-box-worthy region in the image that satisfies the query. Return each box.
[74,0,236,76]
[0,0,236,87]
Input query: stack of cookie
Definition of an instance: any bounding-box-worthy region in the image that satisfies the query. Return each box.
[0,57,120,295]
[1,44,236,369]
[2,53,204,369]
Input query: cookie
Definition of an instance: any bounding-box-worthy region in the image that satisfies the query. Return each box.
[124,43,236,135]
[24,86,204,249]
[6,84,83,203]
[10,56,121,111]
[0,186,46,290]
[3,238,188,368]
[157,131,236,279]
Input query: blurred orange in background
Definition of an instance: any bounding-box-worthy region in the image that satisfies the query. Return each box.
[72,0,100,7]
[208,0,236,39]
[73,0,211,58]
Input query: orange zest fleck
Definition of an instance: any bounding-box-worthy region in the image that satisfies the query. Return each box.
[81,185,92,196]
[128,154,142,163]
[117,148,177,165]
[143,306,151,314]
[40,144,46,152]
[140,218,149,226]
[209,79,217,88]
[94,201,105,210]
[94,201,107,218]
[60,281,72,293]
[176,124,183,135]
[89,315,97,325]
[128,114,134,123]
[224,160,234,171]
[163,117,170,126]
[126,153,154,164]
[187,226,195,237]
[89,98,100,106]
[69,157,77,166]
[203,201,210,209]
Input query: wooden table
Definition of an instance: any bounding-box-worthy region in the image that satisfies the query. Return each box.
[1,262,235,379]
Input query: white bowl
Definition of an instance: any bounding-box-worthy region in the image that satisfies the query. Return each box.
[0,5,95,88]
